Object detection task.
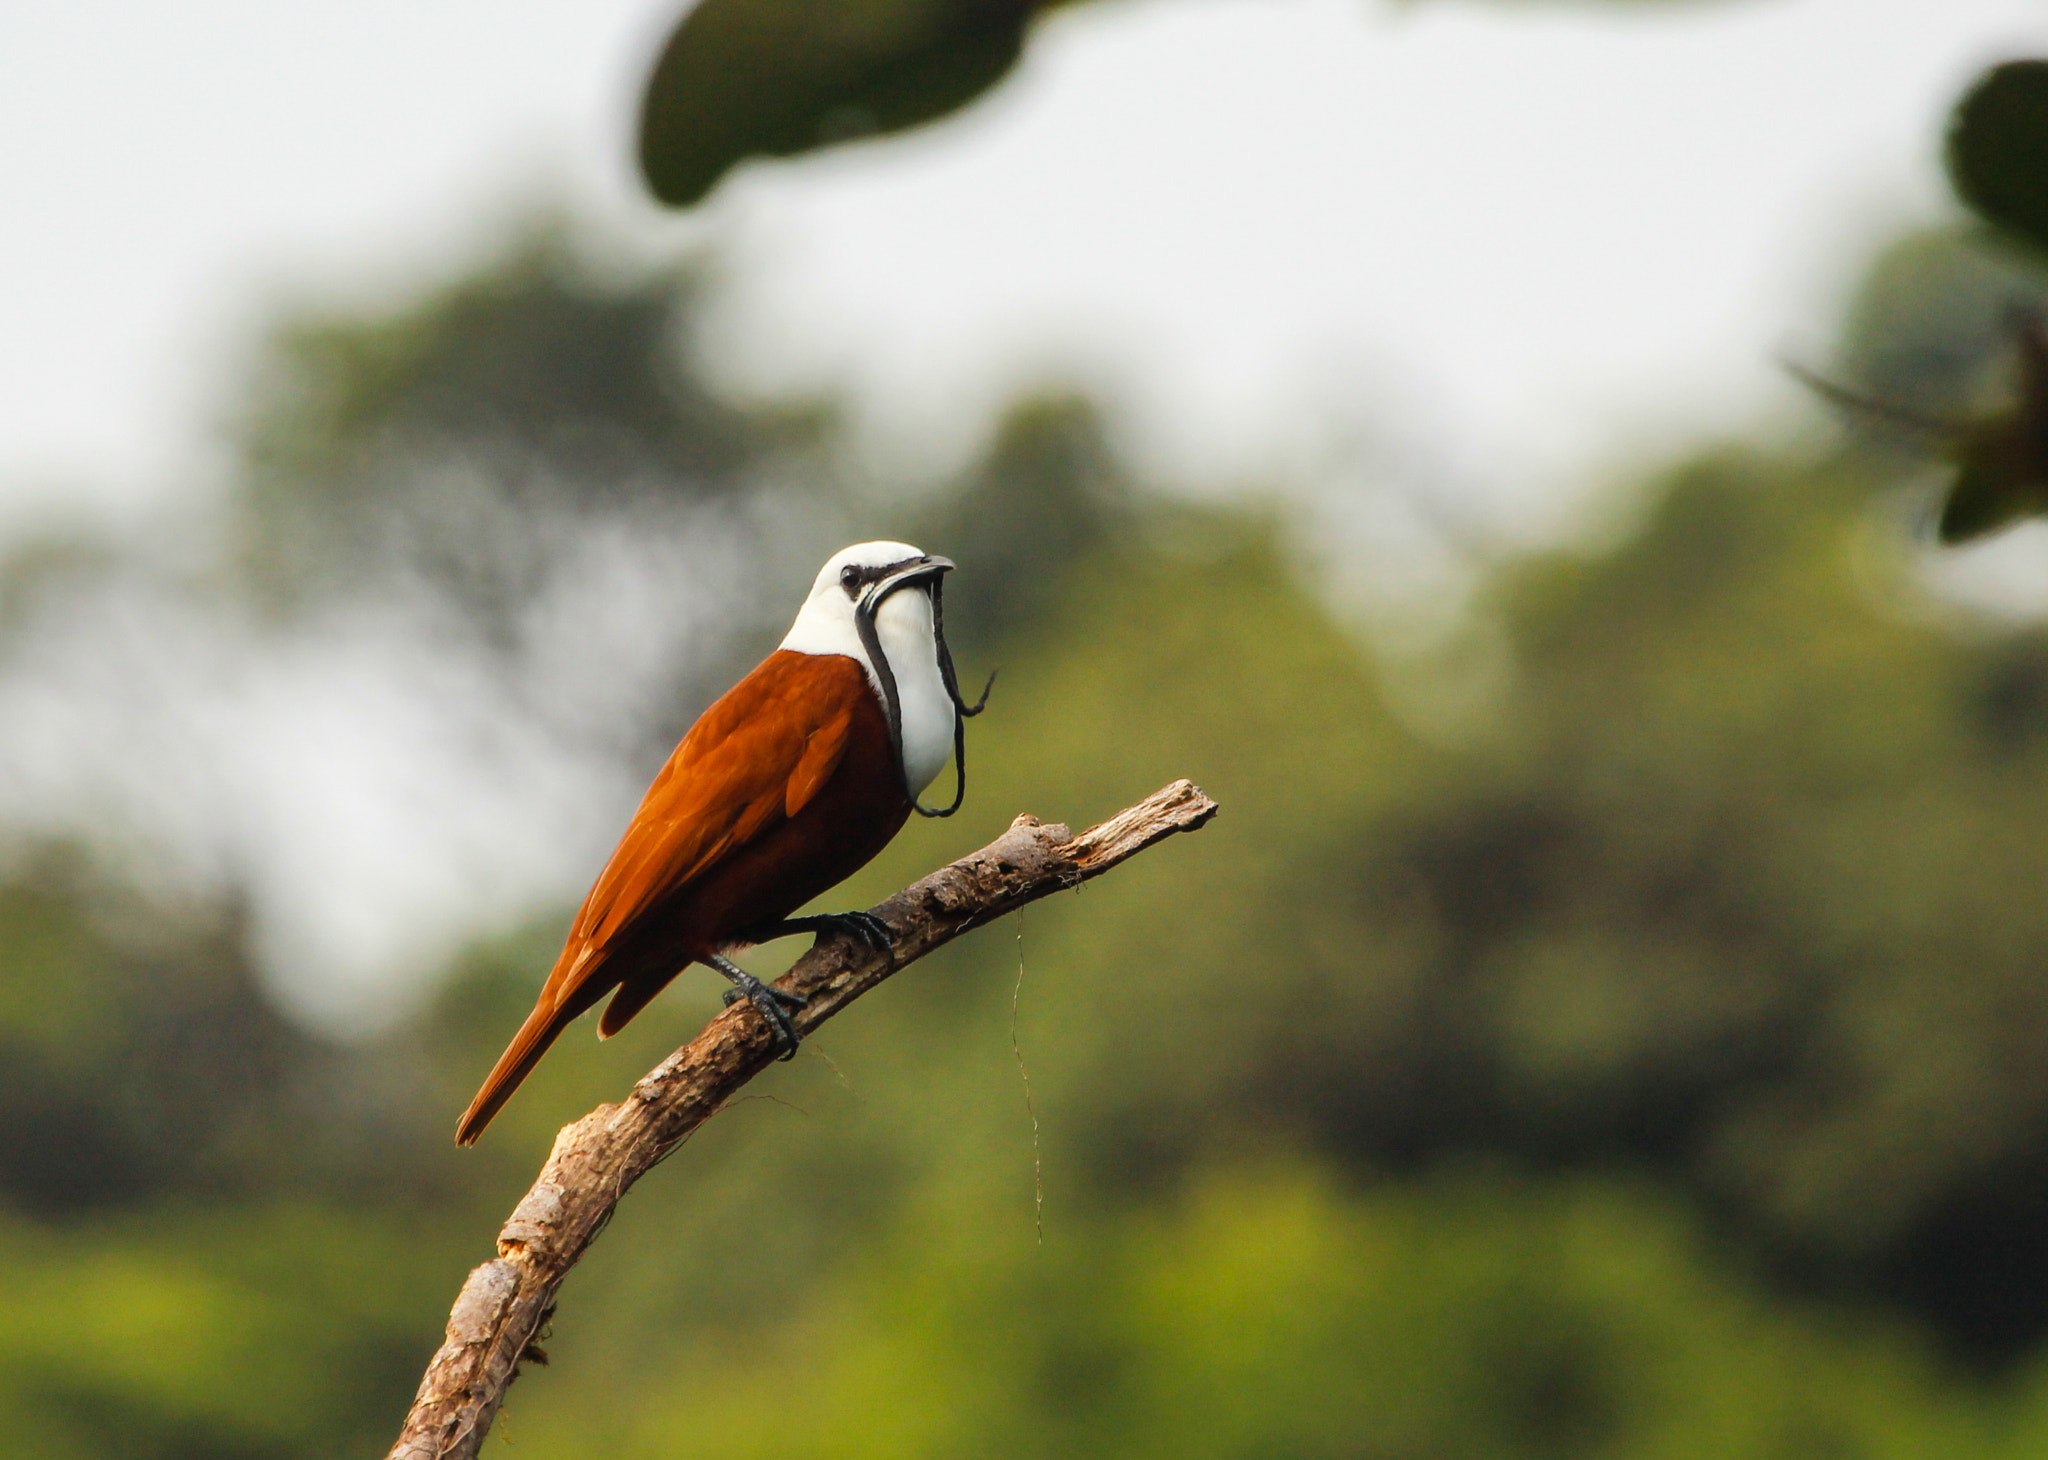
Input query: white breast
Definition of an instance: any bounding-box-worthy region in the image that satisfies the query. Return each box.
[779,584,955,796]
[871,588,954,796]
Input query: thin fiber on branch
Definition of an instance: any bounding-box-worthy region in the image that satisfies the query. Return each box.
[388,779,1218,1460]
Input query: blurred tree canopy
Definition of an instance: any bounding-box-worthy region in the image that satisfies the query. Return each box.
[234,229,832,637]
[7,214,2048,1452]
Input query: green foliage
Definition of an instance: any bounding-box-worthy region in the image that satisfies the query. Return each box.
[1842,61,2048,540]
[1949,60,2048,260]
[515,1171,2012,1460]
[638,0,1045,207]
[891,437,2048,1367]
[1792,225,2048,544]
[0,1205,457,1460]
[1832,229,2044,415]
[0,855,318,1215]
[0,857,482,1455]
[233,229,835,626]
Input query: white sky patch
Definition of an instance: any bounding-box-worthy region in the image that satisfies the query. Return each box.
[0,0,685,523]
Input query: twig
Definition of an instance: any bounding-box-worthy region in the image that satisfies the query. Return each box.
[386,779,1219,1460]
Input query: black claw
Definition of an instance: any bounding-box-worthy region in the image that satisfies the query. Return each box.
[835,911,895,953]
[708,955,805,1060]
[750,911,895,963]
[719,982,808,1012]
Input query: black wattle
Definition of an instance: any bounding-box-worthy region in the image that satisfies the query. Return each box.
[854,577,985,820]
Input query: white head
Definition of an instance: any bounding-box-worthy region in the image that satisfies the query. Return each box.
[780,541,957,796]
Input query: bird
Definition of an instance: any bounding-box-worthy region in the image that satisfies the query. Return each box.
[455,541,991,1146]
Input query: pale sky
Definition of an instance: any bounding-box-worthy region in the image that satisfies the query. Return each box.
[6,0,2048,1026]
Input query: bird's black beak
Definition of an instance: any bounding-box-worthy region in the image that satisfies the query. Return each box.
[865,554,953,608]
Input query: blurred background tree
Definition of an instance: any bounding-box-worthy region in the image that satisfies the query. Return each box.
[7,1,2048,1456]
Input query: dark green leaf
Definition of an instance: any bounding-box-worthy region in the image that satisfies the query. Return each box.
[638,0,1038,208]
[1947,59,2048,255]
[1939,309,2048,542]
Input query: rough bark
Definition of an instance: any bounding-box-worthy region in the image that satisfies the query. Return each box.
[387,778,1218,1459]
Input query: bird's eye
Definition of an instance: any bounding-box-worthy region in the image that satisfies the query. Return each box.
[839,565,862,596]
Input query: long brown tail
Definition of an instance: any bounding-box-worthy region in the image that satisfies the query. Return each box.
[456,991,591,1146]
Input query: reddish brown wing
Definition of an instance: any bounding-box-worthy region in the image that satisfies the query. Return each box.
[561,653,862,975]
[454,651,870,1145]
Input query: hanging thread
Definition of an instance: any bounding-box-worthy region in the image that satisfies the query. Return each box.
[1010,913,1043,1244]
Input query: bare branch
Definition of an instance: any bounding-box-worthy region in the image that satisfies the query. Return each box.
[387,779,1219,1459]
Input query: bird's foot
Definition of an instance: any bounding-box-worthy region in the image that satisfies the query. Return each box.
[707,954,807,1060]
[756,911,895,962]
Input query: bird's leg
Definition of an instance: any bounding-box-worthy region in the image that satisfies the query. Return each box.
[744,911,895,963]
[705,953,806,1060]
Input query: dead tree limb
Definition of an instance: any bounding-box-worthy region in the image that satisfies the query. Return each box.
[388,778,1218,1460]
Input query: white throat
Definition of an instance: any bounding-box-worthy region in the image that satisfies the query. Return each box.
[779,578,955,797]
